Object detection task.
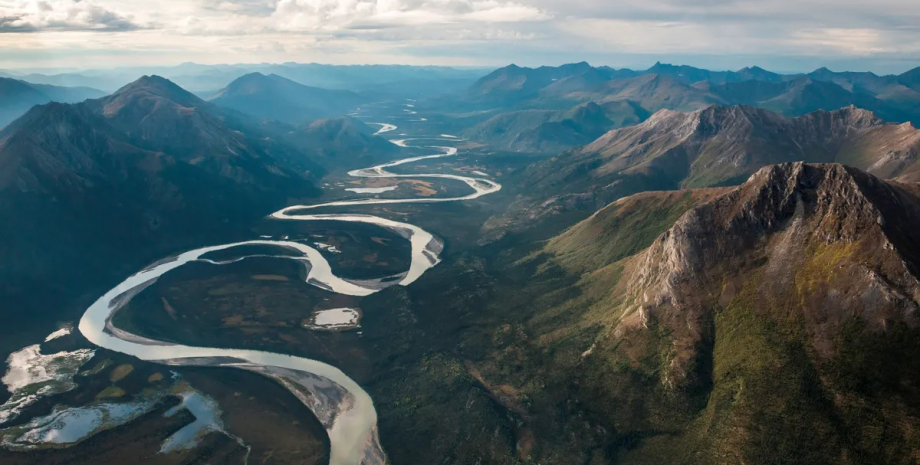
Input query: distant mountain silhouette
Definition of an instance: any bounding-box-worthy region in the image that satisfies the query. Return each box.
[210,72,365,124]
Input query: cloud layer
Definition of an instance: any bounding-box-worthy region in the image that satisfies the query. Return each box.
[0,0,918,72]
[0,0,143,32]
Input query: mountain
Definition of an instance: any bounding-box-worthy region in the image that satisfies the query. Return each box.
[455,73,720,151]
[528,105,920,198]
[537,66,633,98]
[520,162,920,464]
[285,117,400,168]
[461,101,648,153]
[644,61,736,84]
[704,77,907,121]
[899,66,920,92]
[476,104,920,242]
[807,67,891,92]
[464,62,621,106]
[463,63,719,111]
[209,72,365,124]
[0,77,105,128]
[81,75,325,186]
[0,75,326,328]
[734,65,786,83]
[561,74,724,111]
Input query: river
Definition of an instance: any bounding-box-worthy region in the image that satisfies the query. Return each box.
[78,105,501,465]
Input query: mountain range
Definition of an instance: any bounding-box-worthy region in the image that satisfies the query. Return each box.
[448,62,920,153]
[484,104,920,240]
[2,63,489,95]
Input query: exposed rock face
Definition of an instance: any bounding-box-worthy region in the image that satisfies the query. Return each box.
[620,163,920,386]
[487,105,920,243]
[528,105,920,201]
[513,163,920,463]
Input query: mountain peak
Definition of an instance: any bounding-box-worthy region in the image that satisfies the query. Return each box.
[217,72,276,95]
[119,75,180,92]
[109,75,202,108]
[560,61,592,71]
[622,161,920,387]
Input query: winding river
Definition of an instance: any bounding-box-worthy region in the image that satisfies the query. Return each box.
[78,107,501,465]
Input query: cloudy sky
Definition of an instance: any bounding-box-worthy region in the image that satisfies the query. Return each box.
[1,0,919,73]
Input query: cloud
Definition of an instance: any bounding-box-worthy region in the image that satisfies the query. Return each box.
[0,0,918,72]
[0,0,145,32]
[268,0,549,32]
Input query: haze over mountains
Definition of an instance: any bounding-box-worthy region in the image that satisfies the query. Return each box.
[0,77,104,127]
[1,63,490,94]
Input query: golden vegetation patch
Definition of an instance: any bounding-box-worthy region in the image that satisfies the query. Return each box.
[148,372,164,383]
[96,385,126,399]
[109,364,134,382]
[222,315,245,326]
[252,274,289,281]
[795,241,859,298]
[412,183,438,196]
[207,283,240,296]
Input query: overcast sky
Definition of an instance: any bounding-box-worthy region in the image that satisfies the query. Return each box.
[1,0,919,74]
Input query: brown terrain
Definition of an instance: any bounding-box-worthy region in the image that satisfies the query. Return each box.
[487,163,920,464]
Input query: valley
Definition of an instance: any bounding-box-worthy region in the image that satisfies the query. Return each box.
[2,60,920,465]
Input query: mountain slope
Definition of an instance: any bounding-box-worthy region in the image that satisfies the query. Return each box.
[284,117,400,169]
[643,62,736,84]
[83,75,325,190]
[0,75,327,328]
[209,72,364,124]
[529,105,920,199]
[464,62,622,106]
[462,101,648,153]
[520,163,920,464]
[734,65,785,83]
[560,74,724,112]
[478,105,920,243]
[900,66,920,92]
[0,77,105,128]
[705,77,907,121]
